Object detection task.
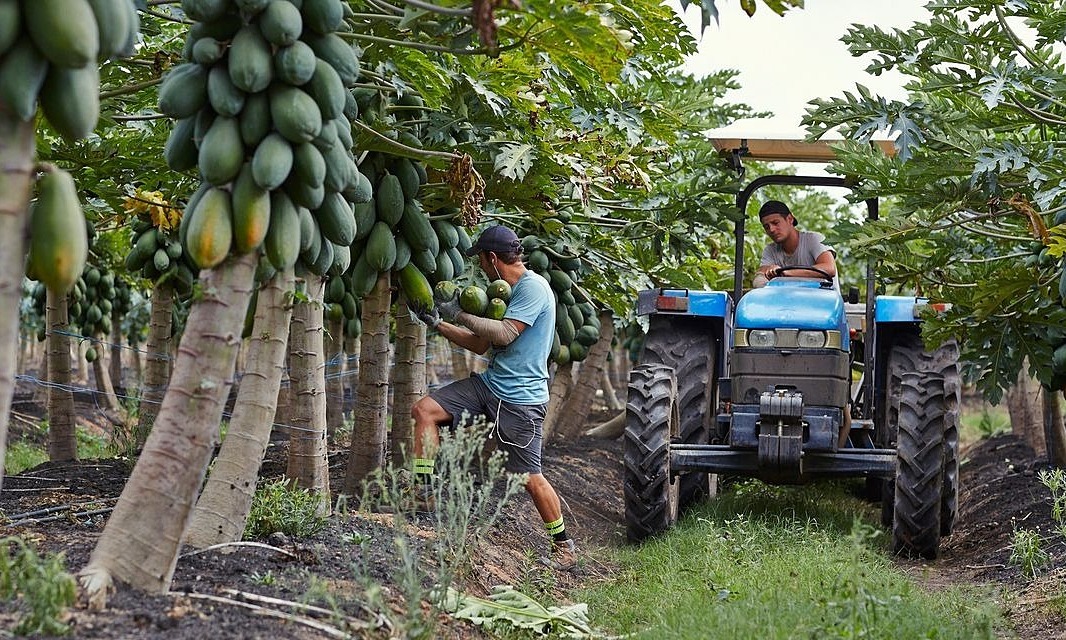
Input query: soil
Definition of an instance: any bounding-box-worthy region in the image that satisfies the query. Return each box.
[2,399,1065,639]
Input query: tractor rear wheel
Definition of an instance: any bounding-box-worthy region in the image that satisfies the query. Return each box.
[892,373,945,559]
[640,319,717,510]
[623,363,680,543]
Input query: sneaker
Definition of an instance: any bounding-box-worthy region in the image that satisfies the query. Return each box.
[539,539,578,571]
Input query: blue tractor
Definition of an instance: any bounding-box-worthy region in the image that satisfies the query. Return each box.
[623,139,960,559]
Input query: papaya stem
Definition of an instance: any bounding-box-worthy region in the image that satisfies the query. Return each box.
[339,32,523,56]
[399,0,472,17]
[350,119,457,161]
[100,77,165,101]
[365,0,404,15]
[350,12,402,21]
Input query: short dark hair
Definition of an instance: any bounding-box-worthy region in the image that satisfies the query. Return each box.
[758,200,798,227]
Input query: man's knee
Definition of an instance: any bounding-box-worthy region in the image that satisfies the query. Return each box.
[413,396,448,425]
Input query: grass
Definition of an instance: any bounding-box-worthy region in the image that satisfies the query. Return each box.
[4,425,112,475]
[579,481,1005,640]
[959,403,1010,443]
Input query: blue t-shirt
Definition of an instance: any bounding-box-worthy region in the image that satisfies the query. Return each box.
[480,270,554,404]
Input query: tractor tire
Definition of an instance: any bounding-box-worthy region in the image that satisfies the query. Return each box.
[623,363,680,543]
[879,334,960,535]
[892,373,945,559]
[640,318,717,510]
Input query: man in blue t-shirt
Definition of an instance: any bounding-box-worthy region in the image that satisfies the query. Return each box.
[411,225,576,571]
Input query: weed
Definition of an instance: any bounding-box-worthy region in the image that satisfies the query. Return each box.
[244,479,327,539]
[249,570,276,586]
[961,407,1009,440]
[1008,524,1049,579]
[0,536,77,636]
[1038,468,1066,537]
[76,427,109,459]
[4,441,47,475]
[342,531,371,546]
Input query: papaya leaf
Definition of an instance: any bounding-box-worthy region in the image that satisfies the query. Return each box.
[493,144,536,182]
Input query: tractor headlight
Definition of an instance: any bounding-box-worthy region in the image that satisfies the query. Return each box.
[797,330,827,348]
[748,329,775,348]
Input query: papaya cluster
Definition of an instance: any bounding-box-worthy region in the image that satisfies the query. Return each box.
[521,235,600,365]
[125,218,198,296]
[319,265,363,341]
[163,0,367,277]
[435,279,511,321]
[28,264,133,362]
[351,151,472,315]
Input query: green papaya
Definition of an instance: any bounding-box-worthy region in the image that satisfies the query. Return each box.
[191,37,226,65]
[40,63,100,140]
[239,90,272,147]
[308,235,334,276]
[305,59,346,121]
[298,206,315,253]
[0,38,49,121]
[258,0,303,46]
[393,158,421,200]
[304,32,359,86]
[315,191,356,245]
[397,263,433,311]
[208,63,246,117]
[433,220,460,249]
[158,63,208,119]
[164,117,198,172]
[330,242,351,275]
[265,191,301,270]
[284,174,325,209]
[291,142,326,190]
[301,0,343,34]
[28,168,88,293]
[393,235,411,270]
[0,0,19,58]
[228,25,273,93]
[273,40,316,85]
[182,0,229,21]
[344,168,373,204]
[198,117,244,186]
[252,132,294,190]
[433,251,454,282]
[24,0,98,68]
[375,173,404,226]
[459,286,488,315]
[269,85,323,143]
[398,200,438,253]
[87,0,131,60]
[365,221,397,272]
[352,200,375,241]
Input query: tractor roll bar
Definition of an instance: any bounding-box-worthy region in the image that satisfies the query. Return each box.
[735,174,879,419]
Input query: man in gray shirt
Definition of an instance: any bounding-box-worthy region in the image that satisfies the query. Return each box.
[753,200,837,287]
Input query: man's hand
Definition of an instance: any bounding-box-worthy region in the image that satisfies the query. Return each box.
[414,305,441,328]
[438,296,462,322]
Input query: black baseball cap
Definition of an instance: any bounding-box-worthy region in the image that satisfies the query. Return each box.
[759,200,798,226]
[465,225,521,257]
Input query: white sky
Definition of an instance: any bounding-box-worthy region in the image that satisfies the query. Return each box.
[676,0,931,138]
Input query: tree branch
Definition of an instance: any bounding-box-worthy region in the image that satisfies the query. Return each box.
[400,0,471,16]
[100,77,164,101]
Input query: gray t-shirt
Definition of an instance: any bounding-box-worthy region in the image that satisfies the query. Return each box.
[760,231,834,269]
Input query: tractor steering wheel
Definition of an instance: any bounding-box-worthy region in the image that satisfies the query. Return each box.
[775,265,834,281]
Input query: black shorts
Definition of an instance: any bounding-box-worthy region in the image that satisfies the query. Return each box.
[430,375,545,474]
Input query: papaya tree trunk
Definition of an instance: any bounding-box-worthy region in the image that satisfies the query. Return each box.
[185,268,295,548]
[284,275,330,515]
[0,114,35,489]
[542,360,574,441]
[91,335,123,416]
[344,273,391,493]
[324,310,344,441]
[585,411,625,439]
[138,280,175,443]
[601,367,623,411]
[554,311,616,440]
[109,306,123,393]
[47,290,77,461]
[78,253,256,601]
[1044,387,1066,467]
[343,333,359,417]
[389,295,426,467]
[1008,361,1045,453]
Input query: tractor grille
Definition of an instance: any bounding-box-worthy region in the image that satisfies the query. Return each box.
[730,349,849,407]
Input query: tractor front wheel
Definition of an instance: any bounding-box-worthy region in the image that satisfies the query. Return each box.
[892,373,946,559]
[623,364,680,543]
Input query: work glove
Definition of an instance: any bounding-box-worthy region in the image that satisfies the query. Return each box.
[413,305,441,328]
[437,296,462,322]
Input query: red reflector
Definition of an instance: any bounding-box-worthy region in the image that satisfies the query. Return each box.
[656,295,689,311]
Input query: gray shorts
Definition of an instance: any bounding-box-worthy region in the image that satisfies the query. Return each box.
[430,374,545,474]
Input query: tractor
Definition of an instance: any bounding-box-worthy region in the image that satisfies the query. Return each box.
[623,138,960,559]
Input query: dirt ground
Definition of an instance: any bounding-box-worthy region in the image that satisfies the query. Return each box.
[2,399,1065,638]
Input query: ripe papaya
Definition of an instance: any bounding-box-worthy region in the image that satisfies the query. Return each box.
[269,85,323,143]
[273,41,316,86]
[258,0,303,46]
[0,38,48,121]
[158,63,209,119]
[208,63,246,117]
[184,186,233,270]
[397,263,434,311]
[165,117,199,172]
[198,117,244,186]
[28,168,88,293]
[240,90,272,146]
[265,191,301,270]
[365,221,397,272]
[301,0,343,34]
[252,132,294,190]
[304,32,359,87]
[316,192,356,245]
[232,163,271,253]
[0,0,19,58]
[24,0,99,68]
[228,25,273,93]
[39,63,100,140]
[305,59,346,120]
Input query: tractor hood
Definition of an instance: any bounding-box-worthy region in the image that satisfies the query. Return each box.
[735,280,844,331]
